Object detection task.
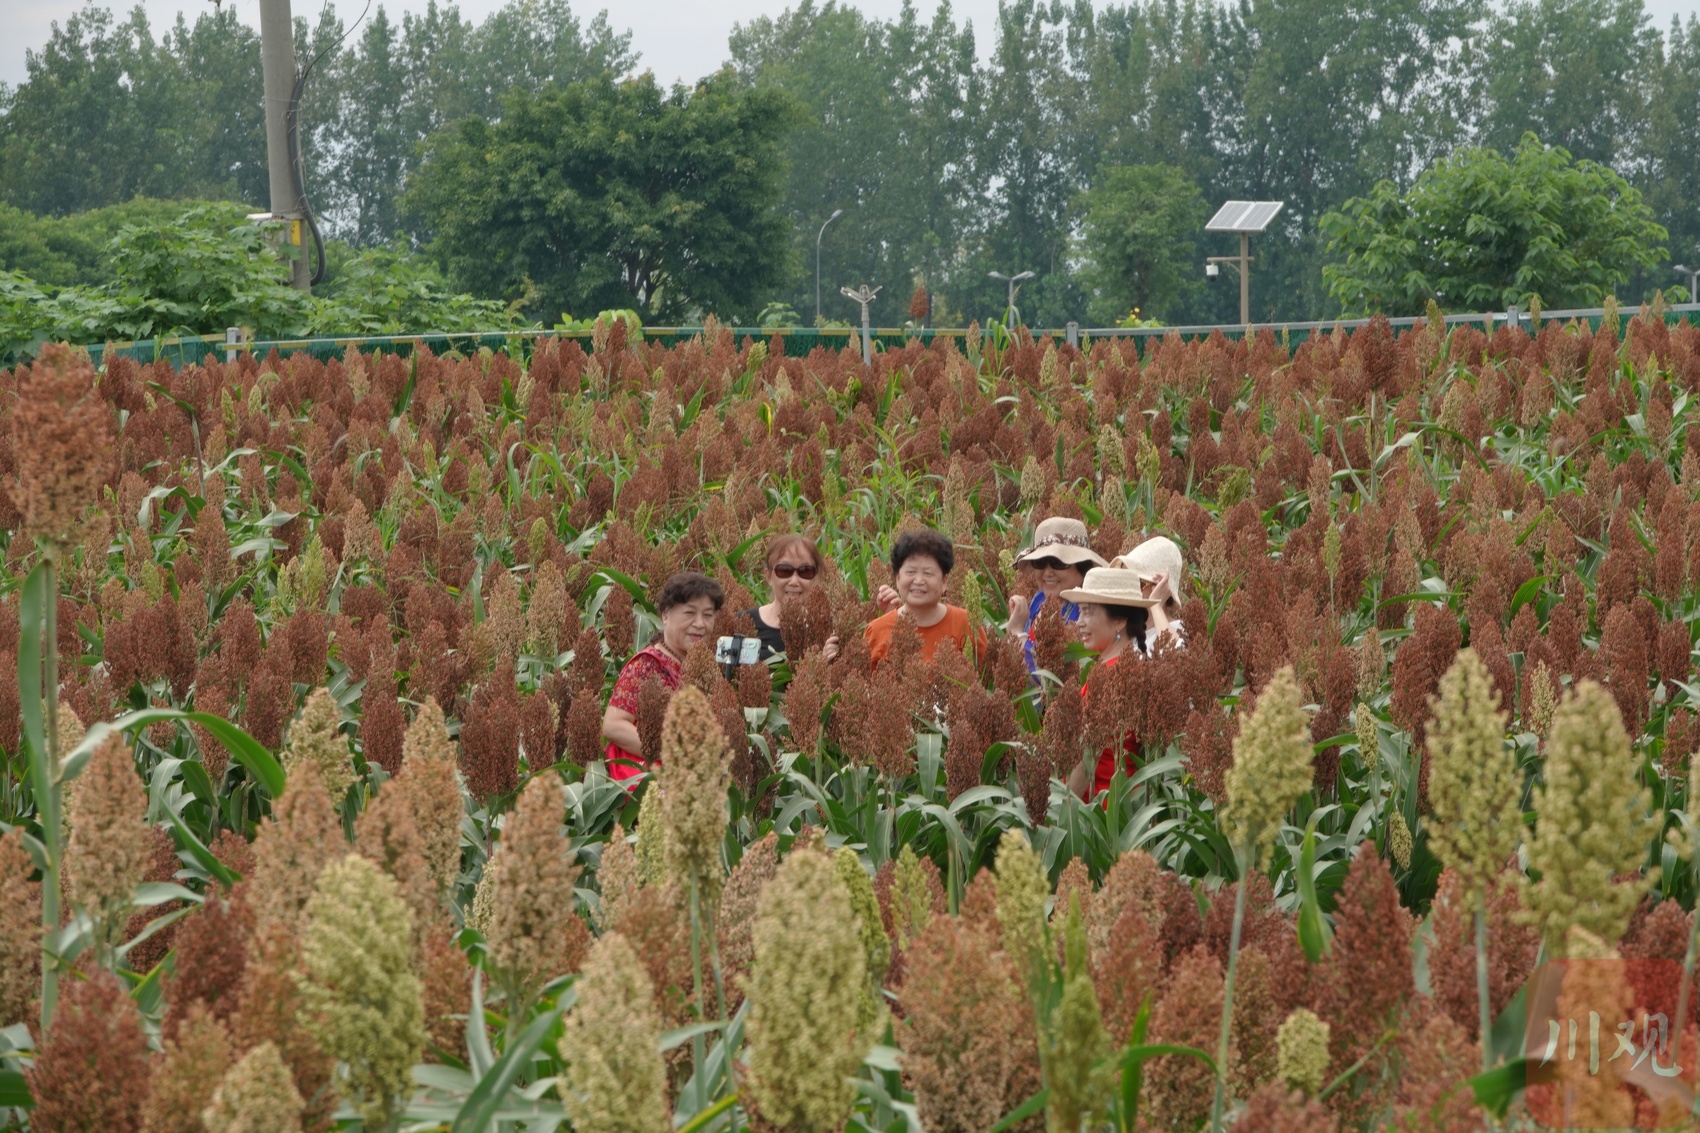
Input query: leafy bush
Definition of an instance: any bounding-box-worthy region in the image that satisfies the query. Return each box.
[0,204,539,360]
[1322,133,1667,315]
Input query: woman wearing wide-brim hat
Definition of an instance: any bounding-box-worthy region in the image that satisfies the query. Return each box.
[1004,516,1110,675]
[1111,534,1187,651]
[1057,565,1162,801]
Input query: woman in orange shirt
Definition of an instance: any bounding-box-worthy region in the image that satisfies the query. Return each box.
[866,528,986,666]
[1058,566,1160,800]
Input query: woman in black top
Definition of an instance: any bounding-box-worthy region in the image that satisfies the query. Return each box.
[742,534,841,661]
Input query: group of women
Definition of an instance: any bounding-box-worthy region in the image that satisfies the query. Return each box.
[598,518,1188,807]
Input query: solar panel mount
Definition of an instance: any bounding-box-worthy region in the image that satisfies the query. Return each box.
[1205,201,1284,233]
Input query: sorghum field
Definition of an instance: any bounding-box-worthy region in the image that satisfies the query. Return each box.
[4,306,1700,1133]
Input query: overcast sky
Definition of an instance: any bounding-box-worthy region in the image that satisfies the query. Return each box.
[6,0,1699,87]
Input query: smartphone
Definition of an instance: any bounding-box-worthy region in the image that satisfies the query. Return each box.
[715,635,761,667]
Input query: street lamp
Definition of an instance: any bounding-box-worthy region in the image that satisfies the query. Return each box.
[988,270,1035,326]
[816,209,844,325]
[1675,264,1700,304]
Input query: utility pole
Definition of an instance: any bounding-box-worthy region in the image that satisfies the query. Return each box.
[259,0,310,291]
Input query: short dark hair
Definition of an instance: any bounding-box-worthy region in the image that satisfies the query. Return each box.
[765,533,823,572]
[891,529,954,576]
[1100,603,1150,654]
[657,571,724,614]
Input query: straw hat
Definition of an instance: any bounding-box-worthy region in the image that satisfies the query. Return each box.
[1113,536,1185,603]
[1057,567,1159,607]
[1015,517,1110,569]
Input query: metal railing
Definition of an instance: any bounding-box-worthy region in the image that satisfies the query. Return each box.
[81,302,1700,367]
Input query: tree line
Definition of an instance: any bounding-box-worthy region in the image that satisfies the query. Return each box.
[1,0,1695,327]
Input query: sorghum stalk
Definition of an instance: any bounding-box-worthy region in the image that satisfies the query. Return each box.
[1476,899,1491,1073]
[689,883,708,1113]
[1213,666,1313,1132]
[1210,839,1250,1133]
[1673,808,1700,1068]
[38,552,61,1032]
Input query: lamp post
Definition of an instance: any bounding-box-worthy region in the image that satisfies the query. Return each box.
[988,270,1035,326]
[841,284,880,365]
[816,209,844,325]
[1675,264,1700,304]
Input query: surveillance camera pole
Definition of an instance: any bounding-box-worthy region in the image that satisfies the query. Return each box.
[988,270,1035,327]
[841,285,880,365]
[1676,264,1700,304]
[259,0,309,290]
[1206,234,1252,326]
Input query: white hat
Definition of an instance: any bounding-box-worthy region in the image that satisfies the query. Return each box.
[1057,566,1159,607]
[1015,516,1110,569]
[1113,536,1185,604]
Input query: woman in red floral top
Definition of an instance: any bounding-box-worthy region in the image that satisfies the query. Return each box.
[600,572,723,785]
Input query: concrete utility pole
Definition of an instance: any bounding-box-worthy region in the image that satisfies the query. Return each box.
[259,0,310,291]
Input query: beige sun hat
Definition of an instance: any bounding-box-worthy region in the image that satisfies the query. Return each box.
[1112,535,1186,604]
[1057,566,1159,607]
[1015,516,1110,569]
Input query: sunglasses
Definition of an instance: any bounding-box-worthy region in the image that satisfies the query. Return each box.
[771,563,818,580]
[1028,557,1068,571]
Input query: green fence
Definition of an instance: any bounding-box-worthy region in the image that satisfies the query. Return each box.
[81,304,1700,368]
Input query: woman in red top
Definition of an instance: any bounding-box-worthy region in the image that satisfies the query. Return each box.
[600,572,723,786]
[1059,567,1160,801]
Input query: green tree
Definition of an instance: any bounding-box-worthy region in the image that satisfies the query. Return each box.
[405,71,798,322]
[0,5,265,215]
[1474,0,1657,167]
[971,0,1086,326]
[1637,15,1700,298]
[1077,163,1207,323]
[1320,133,1667,315]
[1210,0,1479,319]
[729,1,981,325]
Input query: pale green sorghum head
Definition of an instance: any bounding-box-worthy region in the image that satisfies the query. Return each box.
[993,829,1050,988]
[835,848,891,988]
[1221,666,1315,865]
[1522,680,1661,955]
[201,1041,304,1133]
[1388,810,1414,872]
[634,779,667,888]
[1353,702,1377,759]
[1019,456,1045,511]
[282,688,356,801]
[297,854,425,1129]
[556,932,670,1133]
[1276,1008,1331,1097]
[658,684,730,906]
[889,843,936,951]
[1046,894,1115,1132]
[745,849,869,1133]
[1425,649,1520,900]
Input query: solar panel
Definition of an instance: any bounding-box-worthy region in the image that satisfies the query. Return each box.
[1205,201,1284,233]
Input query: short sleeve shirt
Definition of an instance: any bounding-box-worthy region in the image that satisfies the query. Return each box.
[605,643,684,781]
